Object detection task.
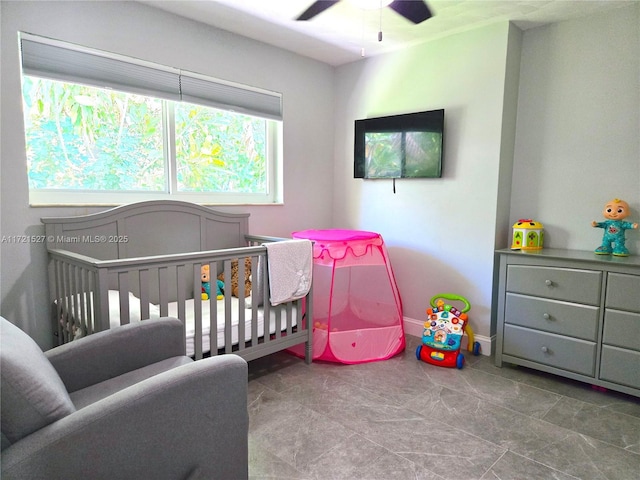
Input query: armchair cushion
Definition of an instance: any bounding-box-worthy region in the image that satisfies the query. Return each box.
[45,317,187,393]
[0,318,75,449]
[69,356,193,409]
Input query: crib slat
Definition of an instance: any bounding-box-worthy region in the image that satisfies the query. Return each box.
[118,272,130,325]
[73,266,82,335]
[75,265,87,336]
[223,260,233,354]
[52,259,65,344]
[286,302,293,336]
[64,261,74,341]
[190,263,203,360]
[77,267,87,336]
[271,316,279,345]
[261,256,270,345]
[95,267,110,332]
[69,265,79,337]
[305,291,313,364]
[84,269,95,336]
[250,255,259,347]
[237,258,246,353]
[139,269,150,320]
[77,265,89,336]
[61,262,72,342]
[175,265,191,357]
[51,259,60,343]
[158,267,169,317]
[209,261,219,354]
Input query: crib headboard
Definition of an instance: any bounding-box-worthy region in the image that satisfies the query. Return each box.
[42,200,250,260]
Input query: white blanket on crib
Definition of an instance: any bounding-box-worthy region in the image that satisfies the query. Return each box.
[265,239,313,305]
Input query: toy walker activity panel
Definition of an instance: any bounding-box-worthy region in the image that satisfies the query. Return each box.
[416,294,480,369]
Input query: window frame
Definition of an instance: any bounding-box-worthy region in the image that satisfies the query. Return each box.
[19,33,283,206]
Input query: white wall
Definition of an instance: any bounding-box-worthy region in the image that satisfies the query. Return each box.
[332,22,518,343]
[331,4,639,349]
[511,5,640,253]
[0,0,335,348]
[2,1,638,352]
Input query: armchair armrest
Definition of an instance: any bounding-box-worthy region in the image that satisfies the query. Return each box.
[45,317,186,393]
[1,354,248,480]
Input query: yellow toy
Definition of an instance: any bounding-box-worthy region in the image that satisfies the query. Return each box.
[592,198,638,256]
[511,219,544,250]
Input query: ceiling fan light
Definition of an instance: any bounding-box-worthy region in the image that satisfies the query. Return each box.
[347,0,394,10]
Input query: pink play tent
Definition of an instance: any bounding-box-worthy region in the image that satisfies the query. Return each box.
[289,229,404,363]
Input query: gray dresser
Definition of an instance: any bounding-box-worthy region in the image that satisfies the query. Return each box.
[495,248,640,397]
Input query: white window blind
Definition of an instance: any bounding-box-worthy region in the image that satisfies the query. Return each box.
[180,73,282,120]
[20,33,283,120]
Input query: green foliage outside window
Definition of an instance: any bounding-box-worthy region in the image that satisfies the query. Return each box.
[175,103,266,193]
[22,76,268,194]
[22,77,164,191]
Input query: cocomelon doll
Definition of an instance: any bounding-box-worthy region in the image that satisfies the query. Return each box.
[201,264,224,300]
[592,198,638,256]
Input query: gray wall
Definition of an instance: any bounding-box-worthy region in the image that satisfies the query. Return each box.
[511,6,640,252]
[0,0,335,348]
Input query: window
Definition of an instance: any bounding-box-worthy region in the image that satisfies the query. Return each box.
[19,34,283,205]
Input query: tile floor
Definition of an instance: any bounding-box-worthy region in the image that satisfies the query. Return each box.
[247,336,640,480]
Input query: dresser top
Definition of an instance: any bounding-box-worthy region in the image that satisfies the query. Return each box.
[496,248,640,268]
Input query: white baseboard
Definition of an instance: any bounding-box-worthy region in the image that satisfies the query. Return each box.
[403,316,493,357]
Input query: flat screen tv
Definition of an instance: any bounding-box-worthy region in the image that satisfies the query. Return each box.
[354,109,444,179]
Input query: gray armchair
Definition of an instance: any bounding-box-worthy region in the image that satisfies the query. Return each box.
[1,316,248,480]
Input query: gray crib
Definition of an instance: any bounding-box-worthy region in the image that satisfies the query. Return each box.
[42,200,312,363]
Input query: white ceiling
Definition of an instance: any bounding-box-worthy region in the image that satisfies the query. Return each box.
[141,0,637,66]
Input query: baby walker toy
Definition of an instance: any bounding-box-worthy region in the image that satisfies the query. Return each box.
[416,293,480,369]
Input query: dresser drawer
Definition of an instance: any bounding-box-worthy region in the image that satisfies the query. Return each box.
[603,309,640,352]
[503,324,596,376]
[506,265,601,305]
[600,345,640,389]
[606,273,640,313]
[505,293,599,341]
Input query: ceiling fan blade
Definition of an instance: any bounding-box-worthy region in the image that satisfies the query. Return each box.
[389,0,432,24]
[297,1,341,21]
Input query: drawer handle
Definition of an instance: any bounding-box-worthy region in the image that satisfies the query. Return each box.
[543,313,552,321]
[545,279,553,287]
[541,346,549,354]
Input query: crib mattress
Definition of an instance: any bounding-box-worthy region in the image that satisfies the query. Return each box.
[164,298,298,357]
[62,291,298,357]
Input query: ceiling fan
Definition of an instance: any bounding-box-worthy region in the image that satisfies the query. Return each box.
[297,0,433,24]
